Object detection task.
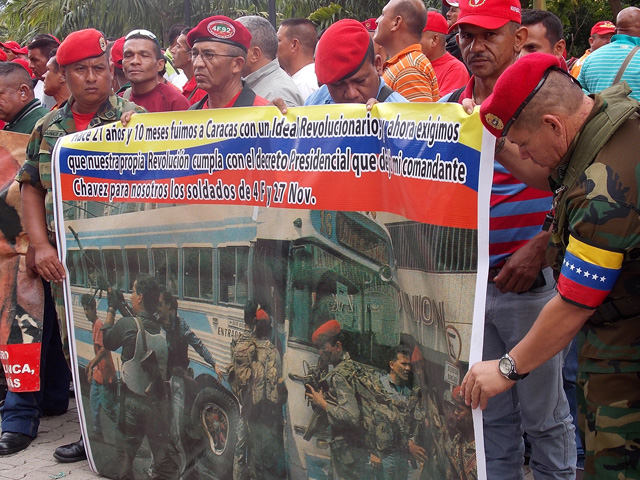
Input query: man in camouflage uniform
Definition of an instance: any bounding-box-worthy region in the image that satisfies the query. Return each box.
[464,52,640,480]
[16,28,145,462]
[307,320,372,480]
[228,302,287,480]
[377,345,412,480]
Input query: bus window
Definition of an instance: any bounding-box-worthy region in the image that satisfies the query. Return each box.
[289,243,399,367]
[184,247,214,301]
[125,249,150,292]
[67,250,85,286]
[153,248,178,295]
[218,246,248,306]
[84,249,103,287]
[103,250,125,290]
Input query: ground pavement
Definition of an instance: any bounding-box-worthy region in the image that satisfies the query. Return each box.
[0,397,545,480]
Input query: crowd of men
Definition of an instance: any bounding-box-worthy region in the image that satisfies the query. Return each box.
[0,1,638,480]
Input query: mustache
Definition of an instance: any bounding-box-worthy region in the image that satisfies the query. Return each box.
[467,53,491,63]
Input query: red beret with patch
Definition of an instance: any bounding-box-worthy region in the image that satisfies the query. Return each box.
[111,36,125,69]
[57,29,108,66]
[316,19,371,85]
[186,15,252,52]
[480,53,563,137]
[311,319,341,346]
[590,20,616,36]
[424,11,449,34]
[450,0,522,34]
[361,18,378,32]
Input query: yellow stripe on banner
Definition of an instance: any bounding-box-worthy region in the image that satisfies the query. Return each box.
[566,235,624,270]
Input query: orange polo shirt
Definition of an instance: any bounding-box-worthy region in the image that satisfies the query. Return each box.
[383,44,440,102]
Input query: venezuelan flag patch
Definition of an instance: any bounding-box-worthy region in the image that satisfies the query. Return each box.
[557,235,623,309]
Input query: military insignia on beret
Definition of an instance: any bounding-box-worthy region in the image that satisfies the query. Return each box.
[469,0,486,6]
[207,20,235,39]
[364,21,372,29]
[484,113,504,131]
[99,36,107,51]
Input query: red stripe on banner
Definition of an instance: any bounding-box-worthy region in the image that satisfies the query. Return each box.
[60,171,479,229]
[0,343,41,392]
[557,275,609,309]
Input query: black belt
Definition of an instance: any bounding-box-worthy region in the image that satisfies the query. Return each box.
[589,297,640,325]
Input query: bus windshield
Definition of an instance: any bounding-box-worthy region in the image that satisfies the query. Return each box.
[289,242,398,368]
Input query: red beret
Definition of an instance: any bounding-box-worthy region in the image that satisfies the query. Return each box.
[480,53,563,137]
[424,11,449,34]
[12,58,33,78]
[256,308,269,321]
[311,319,341,346]
[591,20,616,36]
[0,50,6,62]
[57,29,108,66]
[451,0,521,34]
[111,36,125,69]
[361,18,378,32]
[187,16,252,52]
[316,19,371,85]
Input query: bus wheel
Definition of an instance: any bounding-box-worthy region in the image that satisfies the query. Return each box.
[191,385,239,478]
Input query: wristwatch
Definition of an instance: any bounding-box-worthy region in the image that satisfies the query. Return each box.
[498,353,529,381]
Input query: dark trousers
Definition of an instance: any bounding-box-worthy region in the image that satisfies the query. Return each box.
[1,279,70,437]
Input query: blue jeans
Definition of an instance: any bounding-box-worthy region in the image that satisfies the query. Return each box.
[377,451,409,480]
[89,378,117,435]
[483,267,576,480]
[1,279,70,437]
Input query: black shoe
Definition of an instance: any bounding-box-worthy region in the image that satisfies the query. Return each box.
[0,432,33,455]
[53,437,86,463]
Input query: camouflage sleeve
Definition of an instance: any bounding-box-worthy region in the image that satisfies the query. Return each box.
[15,115,47,191]
[326,373,360,429]
[559,159,640,308]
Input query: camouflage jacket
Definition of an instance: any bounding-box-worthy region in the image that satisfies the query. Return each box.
[15,94,145,238]
[548,86,640,372]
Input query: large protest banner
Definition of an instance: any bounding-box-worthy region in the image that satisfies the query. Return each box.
[52,103,493,480]
[0,131,44,394]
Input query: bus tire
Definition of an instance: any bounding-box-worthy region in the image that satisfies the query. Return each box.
[191,385,239,479]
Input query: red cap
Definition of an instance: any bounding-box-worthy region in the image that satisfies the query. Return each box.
[315,19,371,85]
[111,36,125,69]
[256,308,269,321]
[452,386,465,404]
[57,29,108,66]
[311,319,341,346]
[451,0,522,34]
[187,16,252,52]
[445,0,459,6]
[0,41,20,52]
[12,58,33,78]
[590,20,616,36]
[361,18,378,32]
[0,50,6,62]
[424,11,449,34]
[480,53,563,137]
[15,46,28,55]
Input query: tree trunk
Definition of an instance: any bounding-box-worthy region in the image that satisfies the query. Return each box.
[533,0,546,10]
[609,0,623,18]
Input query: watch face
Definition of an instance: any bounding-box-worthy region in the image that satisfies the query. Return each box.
[499,356,512,375]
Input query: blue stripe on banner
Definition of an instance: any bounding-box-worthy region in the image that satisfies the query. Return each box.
[560,250,620,292]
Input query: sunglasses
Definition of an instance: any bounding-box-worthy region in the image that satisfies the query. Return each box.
[502,66,581,137]
[125,29,159,44]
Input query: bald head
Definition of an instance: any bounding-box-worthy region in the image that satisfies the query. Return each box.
[616,7,640,37]
[392,0,428,39]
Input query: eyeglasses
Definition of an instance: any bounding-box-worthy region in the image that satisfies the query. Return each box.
[189,49,238,61]
[502,66,581,137]
[126,29,159,44]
